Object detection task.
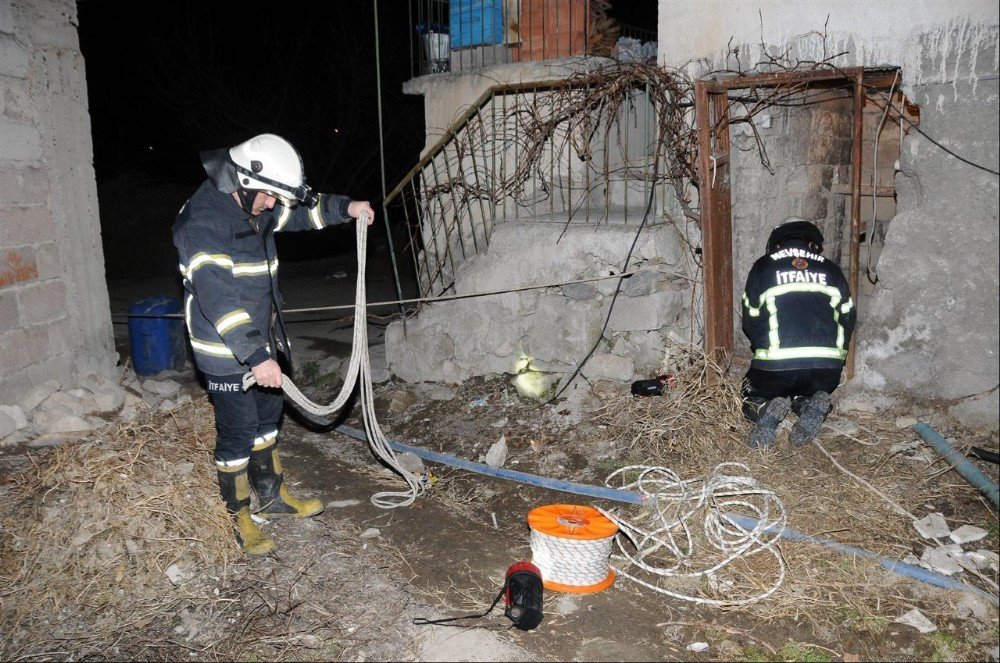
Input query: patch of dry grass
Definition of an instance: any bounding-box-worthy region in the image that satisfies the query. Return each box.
[0,401,419,661]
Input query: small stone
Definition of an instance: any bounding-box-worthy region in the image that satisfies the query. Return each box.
[919,546,964,576]
[949,525,988,545]
[889,440,921,455]
[484,435,507,468]
[26,432,87,448]
[120,406,138,423]
[142,379,181,397]
[165,563,192,586]
[967,549,999,572]
[825,420,859,437]
[562,282,599,300]
[176,394,193,406]
[159,399,177,412]
[0,410,19,439]
[0,430,27,447]
[0,405,28,430]
[388,389,417,414]
[622,270,665,297]
[837,395,878,415]
[47,414,95,434]
[895,608,937,634]
[18,379,61,413]
[360,528,381,539]
[327,499,362,508]
[176,462,195,475]
[38,391,85,417]
[955,594,991,621]
[91,386,125,413]
[686,642,710,653]
[913,512,950,539]
[901,553,920,566]
[491,417,508,428]
[396,452,424,475]
[424,384,456,401]
[895,416,918,429]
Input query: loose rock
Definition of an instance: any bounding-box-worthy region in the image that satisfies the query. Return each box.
[396,452,425,474]
[919,546,964,575]
[895,608,937,634]
[948,524,987,545]
[913,512,950,539]
[484,435,508,468]
[18,379,61,413]
[388,389,417,413]
[142,379,182,397]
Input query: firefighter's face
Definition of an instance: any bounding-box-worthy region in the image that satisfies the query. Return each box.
[251,192,277,215]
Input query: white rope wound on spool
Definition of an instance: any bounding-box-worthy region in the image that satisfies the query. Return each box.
[527,505,618,594]
[242,212,424,509]
[597,462,787,606]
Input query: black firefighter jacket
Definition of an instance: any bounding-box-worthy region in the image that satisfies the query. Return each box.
[741,239,856,372]
[172,181,353,377]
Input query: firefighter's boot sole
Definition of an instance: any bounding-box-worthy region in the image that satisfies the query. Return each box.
[791,391,831,447]
[747,397,791,450]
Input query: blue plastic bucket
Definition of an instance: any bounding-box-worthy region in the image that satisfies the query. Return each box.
[127,296,185,375]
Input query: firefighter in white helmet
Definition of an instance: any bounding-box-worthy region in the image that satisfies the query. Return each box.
[173,134,374,555]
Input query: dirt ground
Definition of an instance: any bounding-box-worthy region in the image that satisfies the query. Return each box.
[1,266,998,661]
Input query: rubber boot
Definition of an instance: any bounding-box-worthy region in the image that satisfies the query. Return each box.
[747,397,791,450]
[217,462,274,556]
[791,391,832,447]
[249,444,324,519]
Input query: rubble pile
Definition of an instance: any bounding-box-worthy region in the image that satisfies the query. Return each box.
[0,369,198,448]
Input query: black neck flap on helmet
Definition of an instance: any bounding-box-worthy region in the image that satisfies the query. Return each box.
[766,220,824,254]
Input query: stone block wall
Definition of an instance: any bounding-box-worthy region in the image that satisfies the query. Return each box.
[0,0,115,404]
[386,219,694,384]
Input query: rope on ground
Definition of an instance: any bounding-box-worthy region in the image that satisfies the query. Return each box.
[242,214,423,509]
[596,462,787,606]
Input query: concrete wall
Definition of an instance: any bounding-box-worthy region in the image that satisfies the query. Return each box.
[0,0,115,404]
[658,1,1000,429]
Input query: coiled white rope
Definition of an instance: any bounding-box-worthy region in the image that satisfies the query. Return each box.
[243,213,424,509]
[530,529,616,587]
[596,462,787,606]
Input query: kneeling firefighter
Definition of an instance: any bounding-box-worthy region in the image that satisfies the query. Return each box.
[172,134,375,554]
[740,219,856,449]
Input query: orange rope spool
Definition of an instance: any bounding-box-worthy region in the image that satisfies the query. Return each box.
[527,504,618,594]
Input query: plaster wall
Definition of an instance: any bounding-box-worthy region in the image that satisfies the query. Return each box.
[0,0,115,404]
[658,0,1000,429]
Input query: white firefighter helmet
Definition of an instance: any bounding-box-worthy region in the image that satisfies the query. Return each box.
[229,134,314,205]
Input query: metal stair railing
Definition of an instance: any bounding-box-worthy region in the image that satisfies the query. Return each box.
[385,73,672,303]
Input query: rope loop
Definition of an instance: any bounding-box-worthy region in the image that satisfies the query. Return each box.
[242,216,423,509]
[598,463,787,606]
